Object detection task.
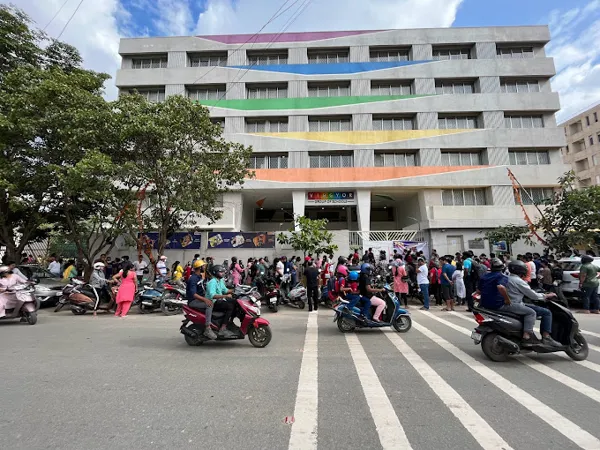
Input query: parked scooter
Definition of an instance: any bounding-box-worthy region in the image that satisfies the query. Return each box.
[0,283,38,325]
[256,276,279,312]
[159,283,187,316]
[180,292,271,347]
[55,279,116,315]
[334,284,412,333]
[134,280,166,314]
[471,296,589,362]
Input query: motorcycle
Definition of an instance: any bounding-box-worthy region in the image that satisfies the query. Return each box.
[256,276,279,312]
[159,283,187,316]
[471,297,589,362]
[134,281,166,314]
[55,279,116,315]
[180,291,271,348]
[284,283,307,309]
[0,283,38,325]
[334,284,412,333]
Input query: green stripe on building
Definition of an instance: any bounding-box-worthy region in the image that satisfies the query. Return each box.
[196,94,430,111]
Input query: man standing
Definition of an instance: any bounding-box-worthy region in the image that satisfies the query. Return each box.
[416,258,430,310]
[156,256,168,283]
[441,257,456,311]
[304,260,320,312]
[48,254,61,278]
[133,254,148,285]
[579,255,600,314]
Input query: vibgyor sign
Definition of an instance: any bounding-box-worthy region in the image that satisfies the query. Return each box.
[307,191,357,205]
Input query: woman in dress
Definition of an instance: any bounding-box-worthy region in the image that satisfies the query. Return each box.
[112,261,137,317]
[62,260,78,281]
[392,258,409,308]
[230,257,243,287]
[451,262,465,311]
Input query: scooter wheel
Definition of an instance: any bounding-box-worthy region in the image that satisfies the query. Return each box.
[270,303,278,313]
[337,316,356,333]
[54,301,66,313]
[565,332,589,361]
[184,334,204,346]
[160,296,182,316]
[71,307,87,315]
[481,332,509,362]
[248,325,272,348]
[393,315,412,333]
[25,311,37,325]
[296,300,306,310]
[138,303,153,314]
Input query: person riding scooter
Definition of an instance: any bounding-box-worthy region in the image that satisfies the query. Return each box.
[205,265,236,338]
[0,265,28,318]
[90,262,113,302]
[358,263,383,319]
[186,259,219,340]
[505,260,561,347]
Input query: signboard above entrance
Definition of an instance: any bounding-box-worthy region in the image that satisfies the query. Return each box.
[306,191,357,205]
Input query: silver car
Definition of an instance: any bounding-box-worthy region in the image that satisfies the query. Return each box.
[18,265,65,307]
[557,257,600,305]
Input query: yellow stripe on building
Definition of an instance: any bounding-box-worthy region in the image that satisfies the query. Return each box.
[251,129,475,144]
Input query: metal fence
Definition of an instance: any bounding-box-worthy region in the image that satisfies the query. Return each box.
[349,230,420,250]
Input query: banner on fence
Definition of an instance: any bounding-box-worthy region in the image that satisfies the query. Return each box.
[207,232,276,249]
[138,232,202,250]
[363,240,429,260]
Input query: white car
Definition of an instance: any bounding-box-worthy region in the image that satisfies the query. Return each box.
[557,257,600,303]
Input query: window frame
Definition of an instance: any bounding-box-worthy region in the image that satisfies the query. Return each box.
[131,56,168,69]
[307,49,350,64]
[374,152,417,167]
[496,46,535,59]
[500,80,541,93]
[438,115,479,130]
[128,88,166,103]
[247,51,288,66]
[504,115,545,129]
[442,188,487,206]
[248,154,289,169]
[307,82,351,98]
[308,152,354,168]
[435,80,475,95]
[441,151,483,166]
[308,116,352,132]
[369,47,411,62]
[372,116,415,131]
[508,150,550,166]
[515,187,554,205]
[188,52,228,67]
[245,118,289,133]
[432,47,472,61]
[370,81,412,96]
[187,85,226,101]
[246,84,288,99]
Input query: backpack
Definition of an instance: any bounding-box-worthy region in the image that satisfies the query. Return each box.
[551,266,564,281]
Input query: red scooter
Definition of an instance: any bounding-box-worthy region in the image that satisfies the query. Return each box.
[180,295,272,348]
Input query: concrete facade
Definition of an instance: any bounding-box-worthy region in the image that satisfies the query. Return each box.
[116,26,566,257]
[559,103,600,187]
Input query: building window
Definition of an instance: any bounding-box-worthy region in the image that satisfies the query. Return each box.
[369,48,410,62]
[515,188,553,205]
[247,51,288,66]
[189,52,228,67]
[442,189,487,206]
[308,117,352,132]
[432,47,471,60]
[596,175,600,185]
[307,82,350,97]
[128,88,165,103]
[438,116,479,129]
[593,155,599,166]
[307,49,349,64]
[131,56,168,69]
[309,153,354,168]
[370,81,412,96]
[247,84,288,99]
[435,80,475,95]
[497,47,534,59]
[575,159,590,172]
[373,116,414,131]
[504,115,544,129]
[187,85,226,101]
[500,80,541,93]
[586,116,591,126]
[441,151,482,166]
[595,112,598,122]
[211,118,225,129]
[245,118,288,133]
[249,154,288,169]
[508,150,550,165]
[375,152,417,167]
[590,136,595,146]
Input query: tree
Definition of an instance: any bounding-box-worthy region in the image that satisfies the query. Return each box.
[277,216,338,257]
[482,224,529,254]
[114,94,253,257]
[533,172,600,253]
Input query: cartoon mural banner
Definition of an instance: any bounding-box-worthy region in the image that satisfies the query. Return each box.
[207,232,276,249]
[138,232,202,250]
[362,240,429,260]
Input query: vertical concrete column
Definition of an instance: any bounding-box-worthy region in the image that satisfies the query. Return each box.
[289,48,308,64]
[121,57,133,69]
[228,49,247,66]
[411,44,432,60]
[168,51,187,68]
[289,116,308,132]
[226,83,245,100]
[476,76,501,93]
[485,147,510,165]
[416,112,438,130]
[352,113,372,131]
[350,45,369,62]
[490,186,514,205]
[414,78,436,95]
[543,114,558,128]
[474,42,497,59]
[351,79,370,96]
[420,148,442,166]
[289,151,309,168]
[356,190,371,233]
[354,149,374,167]
[166,84,185,98]
[292,191,306,229]
[482,111,504,128]
[289,80,308,98]
[226,117,245,133]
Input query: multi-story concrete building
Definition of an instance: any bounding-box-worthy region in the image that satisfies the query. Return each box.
[560,104,600,187]
[115,26,567,258]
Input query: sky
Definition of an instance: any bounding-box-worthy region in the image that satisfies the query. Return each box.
[10,0,600,122]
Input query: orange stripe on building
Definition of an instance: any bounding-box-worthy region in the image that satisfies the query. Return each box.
[251,166,484,183]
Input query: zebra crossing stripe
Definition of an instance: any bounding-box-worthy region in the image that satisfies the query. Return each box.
[413,314,600,449]
[345,334,412,450]
[288,312,318,450]
[383,331,513,450]
[582,330,600,339]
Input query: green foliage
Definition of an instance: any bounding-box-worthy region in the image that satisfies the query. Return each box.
[534,171,600,252]
[483,225,529,251]
[114,94,253,254]
[277,216,338,257]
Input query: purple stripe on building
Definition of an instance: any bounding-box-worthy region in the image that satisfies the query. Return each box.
[196,29,384,44]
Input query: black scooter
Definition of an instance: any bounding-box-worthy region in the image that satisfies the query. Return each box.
[471,298,589,362]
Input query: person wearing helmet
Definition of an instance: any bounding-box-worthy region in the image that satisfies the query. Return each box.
[357,264,380,319]
[204,265,236,338]
[504,260,561,347]
[578,255,600,314]
[476,257,510,310]
[0,265,28,318]
[186,259,218,339]
[90,262,109,297]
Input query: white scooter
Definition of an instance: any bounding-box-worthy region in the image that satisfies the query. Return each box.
[0,283,38,325]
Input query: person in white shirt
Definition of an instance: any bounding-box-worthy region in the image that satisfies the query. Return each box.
[48,255,61,277]
[416,258,430,311]
[156,256,168,283]
[133,255,149,284]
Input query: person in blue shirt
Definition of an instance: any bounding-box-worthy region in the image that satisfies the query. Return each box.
[440,257,456,311]
[476,258,510,310]
[186,260,219,340]
[204,265,236,338]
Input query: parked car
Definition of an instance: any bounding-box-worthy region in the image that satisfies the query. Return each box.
[557,257,600,306]
[17,265,64,307]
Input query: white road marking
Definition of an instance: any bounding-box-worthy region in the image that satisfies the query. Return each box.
[288,312,318,450]
[582,329,600,339]
[345,333,412,450]
[449,310,600,353]
[412,314,600,450]
[383,331,513,450]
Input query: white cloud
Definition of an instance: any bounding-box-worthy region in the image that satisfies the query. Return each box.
[196,0,464,35]
[153,0,194,36]
[548,0,600,123]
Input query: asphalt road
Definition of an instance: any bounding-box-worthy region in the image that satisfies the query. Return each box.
[1,305,600,450]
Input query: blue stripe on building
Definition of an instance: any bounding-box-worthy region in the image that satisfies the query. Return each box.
[229,60,431,75]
